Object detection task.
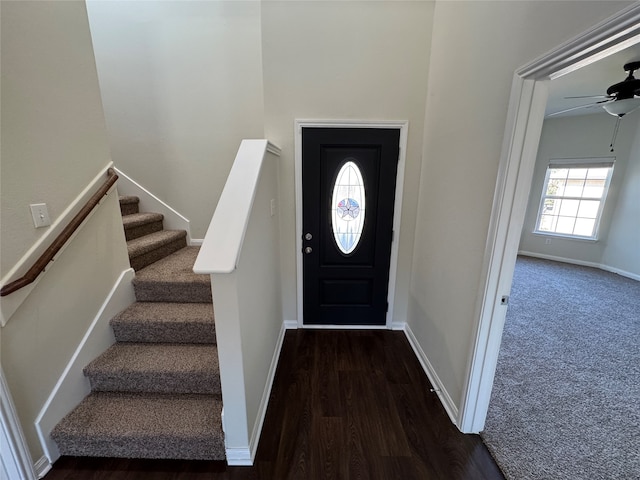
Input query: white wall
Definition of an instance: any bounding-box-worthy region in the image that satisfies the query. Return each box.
[409,0,633,412]
[86,0,265,239]
[261,0,434,324]
[519,113,639,264]
[602,120,640,276]
[0,0,131,461]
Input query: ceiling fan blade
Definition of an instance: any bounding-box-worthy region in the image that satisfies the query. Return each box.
[564,95,611,99]
[547,100,611,117]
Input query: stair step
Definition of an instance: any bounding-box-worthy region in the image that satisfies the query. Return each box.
[133,247,212,303]
[84,343,220,394]
[122,212,164,241]
[111,302,216,344]
[51,392,225,460]
[119,195,140,216]
[127,230,187,271]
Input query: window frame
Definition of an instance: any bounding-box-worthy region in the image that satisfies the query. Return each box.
[533,157,615,241]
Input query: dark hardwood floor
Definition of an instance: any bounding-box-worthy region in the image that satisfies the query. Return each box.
[45,330,504,480]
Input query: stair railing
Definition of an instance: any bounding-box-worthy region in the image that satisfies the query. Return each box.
[0,168,118,297]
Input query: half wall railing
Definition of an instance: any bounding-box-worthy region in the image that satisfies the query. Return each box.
[194,139,283,465]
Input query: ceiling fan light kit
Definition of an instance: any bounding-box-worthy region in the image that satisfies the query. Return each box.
[602,97,640,116]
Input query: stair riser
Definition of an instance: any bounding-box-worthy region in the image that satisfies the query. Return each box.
[133,282,212,303]
[53,435,224,460]
[125,220,164,241]
[129,238,187,271]
[120,203,139,216]
[111,323,216,344]
[86,373,221,395]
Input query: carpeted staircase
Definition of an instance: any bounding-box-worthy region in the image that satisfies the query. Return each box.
[51,196,225,460]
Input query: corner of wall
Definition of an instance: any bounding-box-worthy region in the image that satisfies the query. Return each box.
[402,323,460,427]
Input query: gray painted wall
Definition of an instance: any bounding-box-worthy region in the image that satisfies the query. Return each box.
[520,112,639,272]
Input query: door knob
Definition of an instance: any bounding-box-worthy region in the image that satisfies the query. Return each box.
[304,246,313,254]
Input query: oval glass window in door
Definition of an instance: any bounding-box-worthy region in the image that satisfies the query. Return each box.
[331,160,366,254]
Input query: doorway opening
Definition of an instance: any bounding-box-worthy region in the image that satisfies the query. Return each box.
[459,4,640,433]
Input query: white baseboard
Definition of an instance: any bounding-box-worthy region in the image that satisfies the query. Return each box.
[35,268,136,463]
[301,324,388,330]
[225,447,252,466]
[602,264,640,282]
[189,238,204,247]
[241,320,289,465]
[283,320,298,329]
[114,167,193,244]
[402,323,459,428]
[34,456,51,479]
[389,321,406,330]
[519,251,640,282]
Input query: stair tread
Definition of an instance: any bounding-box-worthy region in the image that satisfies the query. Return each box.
[84,343,220,394]
[134,246,209,286]
[52,392,224,460]
[85,343,218,377]
[122,212,164,229]
[111,303,215,344]
[127,230,187,258]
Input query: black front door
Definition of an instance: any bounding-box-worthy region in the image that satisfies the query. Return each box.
[302,128,400,325]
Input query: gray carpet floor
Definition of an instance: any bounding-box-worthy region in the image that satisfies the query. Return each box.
[482,256,640,480]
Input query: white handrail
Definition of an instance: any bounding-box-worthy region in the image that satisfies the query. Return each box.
[193,140,281,274]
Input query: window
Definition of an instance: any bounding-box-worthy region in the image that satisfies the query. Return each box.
[535,158,614,239]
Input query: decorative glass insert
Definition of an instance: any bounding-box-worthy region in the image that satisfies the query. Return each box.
[331,160,366,254]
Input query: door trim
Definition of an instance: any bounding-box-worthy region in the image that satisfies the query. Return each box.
[294,120,409,329]
[1,367,37,480]
[458,3,640,433]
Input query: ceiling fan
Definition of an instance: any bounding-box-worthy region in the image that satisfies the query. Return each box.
[549,61,640,118]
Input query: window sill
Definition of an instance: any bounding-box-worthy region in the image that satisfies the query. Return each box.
[532,231,599,243]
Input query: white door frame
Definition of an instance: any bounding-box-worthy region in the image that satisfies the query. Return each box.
[294,120,409,329]
[1,367,37,480]
[458,4,640,433]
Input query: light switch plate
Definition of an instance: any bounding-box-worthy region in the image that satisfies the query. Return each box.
[30,203,51,228]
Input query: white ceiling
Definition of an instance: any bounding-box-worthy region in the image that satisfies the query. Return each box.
[546,42,640,118]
